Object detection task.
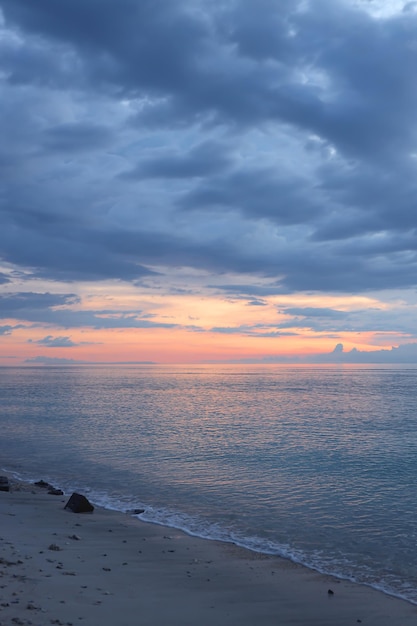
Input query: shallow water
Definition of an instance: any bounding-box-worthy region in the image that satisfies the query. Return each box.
[1,364,417,602]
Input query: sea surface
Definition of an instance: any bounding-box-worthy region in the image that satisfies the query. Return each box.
[1,364,417,603]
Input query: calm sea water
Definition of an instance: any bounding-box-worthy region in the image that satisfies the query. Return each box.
[1,364,417,603]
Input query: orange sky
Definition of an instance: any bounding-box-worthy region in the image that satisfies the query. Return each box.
[0,286,410,365]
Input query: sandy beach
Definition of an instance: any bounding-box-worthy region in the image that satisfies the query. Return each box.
[1,478,416,626]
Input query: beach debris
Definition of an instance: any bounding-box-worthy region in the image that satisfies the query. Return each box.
[0,556,22,566]
[127,508,145,515]
[327,589,334,595]
[48,544,62,552]
[64,492,94,514]
[34,480,64,495]
[68,534,81,541]
[0,476,10,492]
[34,479,52,488]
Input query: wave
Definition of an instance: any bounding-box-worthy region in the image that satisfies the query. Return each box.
[4,464,417,607]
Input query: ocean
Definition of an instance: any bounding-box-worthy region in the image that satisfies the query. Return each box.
[1,364,417,603]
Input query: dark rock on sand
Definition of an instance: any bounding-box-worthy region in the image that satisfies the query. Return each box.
[0,476,10,492]
[64,492,94,513]
[34,479,52,489]
[34,480,63,495]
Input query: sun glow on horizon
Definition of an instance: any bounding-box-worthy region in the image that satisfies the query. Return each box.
[0,283,411,365]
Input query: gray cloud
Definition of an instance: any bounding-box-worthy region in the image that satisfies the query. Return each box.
[0,292,177,330]
[42,122,113,153]
[29,335,87,348]
[231,342,417,364]
[0,292,79,312]
[210,324,298,337]
[1,0,417,345]
[24,356,85,365]
[0,325,14,335]
[311,342,417,364]
[122,141,234,180]
[277,305,417,337]
[24,356,156,365]
[281,307,347,318]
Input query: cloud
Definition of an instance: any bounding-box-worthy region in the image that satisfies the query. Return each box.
[0,292,178,330]
[311,342,417,364]
[122,141,234,180]
[281,307,347,319]
[24,356,86,365]
[231,342,417,364]
[246,299,267,307]
[28,335,90,348]
[1,0,417,361]
[210,324,298,337]
[24,356,156,365]
[42,122,113,153]
[0,325,14,335]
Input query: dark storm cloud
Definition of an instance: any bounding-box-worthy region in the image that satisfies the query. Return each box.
[181,167,325,224]
[43,122,113,153]
[1,0,417,295]
[0,205,159,282]
[122,141,234,180]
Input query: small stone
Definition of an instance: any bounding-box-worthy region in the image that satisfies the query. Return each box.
[48,544,61,551]
[34,479,51,489]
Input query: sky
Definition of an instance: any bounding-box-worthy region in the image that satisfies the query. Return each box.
[1,0,417,365]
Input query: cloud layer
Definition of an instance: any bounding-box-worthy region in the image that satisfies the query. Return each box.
[1,0,417,361]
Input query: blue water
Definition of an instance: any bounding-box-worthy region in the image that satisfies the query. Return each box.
[1,364,417,603]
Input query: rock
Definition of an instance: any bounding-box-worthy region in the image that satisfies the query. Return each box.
[129,508,145,515]
[35,480,63,495]
[48,544,61,551]
[64,492,94,514]
[34,479,52,489]
[0,476,10,492]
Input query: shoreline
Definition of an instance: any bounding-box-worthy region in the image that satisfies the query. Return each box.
[1,478,417,625]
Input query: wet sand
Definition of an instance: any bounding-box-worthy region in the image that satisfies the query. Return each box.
[1,478,416,626]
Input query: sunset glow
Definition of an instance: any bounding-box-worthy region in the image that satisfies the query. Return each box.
[1,0,417,365]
